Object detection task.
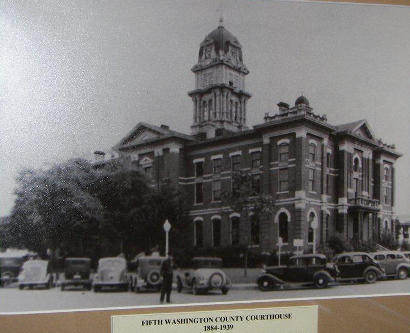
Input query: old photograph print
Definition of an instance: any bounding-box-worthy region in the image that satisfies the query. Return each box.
[1,0,410,313]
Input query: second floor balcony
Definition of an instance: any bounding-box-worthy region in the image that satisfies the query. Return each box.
[348,196,380,212]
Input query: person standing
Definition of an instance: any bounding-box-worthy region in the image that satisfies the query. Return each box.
[160,256,173,303]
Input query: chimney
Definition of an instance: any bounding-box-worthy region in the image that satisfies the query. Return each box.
[160,124,169,130]
[94,150,106,162]
[277,102,290,114]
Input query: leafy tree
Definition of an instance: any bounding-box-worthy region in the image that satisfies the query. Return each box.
[9,159,104,257]
[8,157,187,261]
[222,170,274,219]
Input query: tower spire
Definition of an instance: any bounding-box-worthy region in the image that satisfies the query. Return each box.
[219,15,224,27]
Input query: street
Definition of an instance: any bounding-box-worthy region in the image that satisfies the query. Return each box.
[0,279,409,313]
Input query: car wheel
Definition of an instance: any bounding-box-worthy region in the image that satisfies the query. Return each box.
[221,287,228,295]
[314,274,328,289]
[93,285,100,292]
[19,285,24,290]
[364,270,377,284]
[258,276,274,291]
[177,278,183,293]
[398,268,408,280]
[209,273,224,289]
[61,284,65,291]
[147,270,161,287]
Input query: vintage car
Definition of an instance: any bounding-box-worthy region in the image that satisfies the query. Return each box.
[257,254,339,291]
[371,251,410,280]
[93,257,129,292]
[18,260,54,289]
[60,257,93,291]
[402,251,410,260]
[128,255,165,292]
[0,256,25,287]
[332,252,385,283]
[176,257,231,295]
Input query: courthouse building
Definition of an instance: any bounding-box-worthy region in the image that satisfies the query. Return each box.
[95,22,401,253]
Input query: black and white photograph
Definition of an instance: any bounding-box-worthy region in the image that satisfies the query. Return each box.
[1,0,410,314]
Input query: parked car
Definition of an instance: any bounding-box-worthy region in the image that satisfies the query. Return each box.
[0,256,25,287]
[371,251,410,280]
[332,252,385,283]
[60,258,93,291]
[402,251,410,260]
[176,257,231,295]
[93,257,129,292]
[18,260,54,290]
[257,254,339,291]
[128,255,165,292]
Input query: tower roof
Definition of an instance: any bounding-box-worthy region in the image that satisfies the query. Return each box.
[200,23,242,54]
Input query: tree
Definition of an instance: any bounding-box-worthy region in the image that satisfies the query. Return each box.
[222,170,275,274]
[222,171,275,219]
[9,159,104,257]
[8,157,186,260]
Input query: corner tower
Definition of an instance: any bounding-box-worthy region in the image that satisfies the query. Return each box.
[189,19,251,139]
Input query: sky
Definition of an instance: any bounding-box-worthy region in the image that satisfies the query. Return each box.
[1,0,410,218]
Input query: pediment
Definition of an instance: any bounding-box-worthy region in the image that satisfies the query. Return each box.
[353,122,375,140]
[118,123,166,147]
[139,156,153,166]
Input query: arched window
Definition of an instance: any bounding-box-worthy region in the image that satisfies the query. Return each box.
[384,166,390,181]
[229,100,233,120]
[208,99,214,120]
[212,217,221,247]
[308,212,316,243]
[353,157,360,172]
[278,212,288,243]
[194,218,203,247]
[384,219,389,233]
[231,216,240,245]
[250,214,259,245]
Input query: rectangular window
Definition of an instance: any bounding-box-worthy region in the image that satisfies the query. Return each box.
[384,187,389,204]
[195,161,203,177]
[279,144,289,162]
[231,154,241,172]
[212,158,222,174]
[327,152,331,168]
[279,168,288,192]
[251,174,261,195]
[212,181,221,201]
[309,143,316,161]
[326,174,330,194]
[195,182,203,204]
[308,169,315,192]
[251,151,261,169]
[144,166,152,178]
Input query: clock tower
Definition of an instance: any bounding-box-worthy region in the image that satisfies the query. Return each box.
[189,19,251,139]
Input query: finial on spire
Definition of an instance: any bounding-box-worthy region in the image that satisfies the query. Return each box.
[219,15,224,27]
